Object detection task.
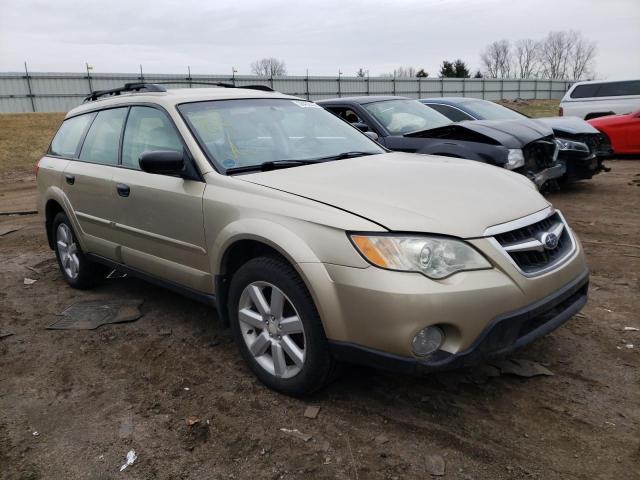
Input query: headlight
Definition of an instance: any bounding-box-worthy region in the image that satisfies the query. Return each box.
[350,234,491,279]
[555,138,590,152]
[506,149,525,170]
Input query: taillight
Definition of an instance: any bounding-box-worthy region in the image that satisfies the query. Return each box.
[34,158,41,177]
[558,107,563,116]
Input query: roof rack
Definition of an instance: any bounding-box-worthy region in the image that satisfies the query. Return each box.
[83,81,275,102]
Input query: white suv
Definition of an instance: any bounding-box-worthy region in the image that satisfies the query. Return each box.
[560,79,640,120]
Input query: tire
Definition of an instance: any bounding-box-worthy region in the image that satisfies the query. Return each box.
[228,256,338,396]
[52,212,105,289]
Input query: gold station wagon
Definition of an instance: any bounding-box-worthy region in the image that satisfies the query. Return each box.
[37,82,589,395]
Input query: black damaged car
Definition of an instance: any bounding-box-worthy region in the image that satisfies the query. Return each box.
[317,96,564,189]
[419,97,613,182]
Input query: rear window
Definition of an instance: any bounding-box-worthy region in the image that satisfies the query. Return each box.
[570,81,640,99]
[48,113,95,157]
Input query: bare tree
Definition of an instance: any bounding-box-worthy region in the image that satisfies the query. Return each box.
[480,40,512,78]
[386,66,418,78]
[571,34,597,80]
[538,31,577,79]
[514,39,539,78]
[250,58,287,77]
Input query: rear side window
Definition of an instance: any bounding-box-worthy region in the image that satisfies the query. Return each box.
[597,81,640,97]
[121,107,183,169]
[426,104,474,122]
[570,81,640,99]
[79,108,128,165]
[49,113,95,158]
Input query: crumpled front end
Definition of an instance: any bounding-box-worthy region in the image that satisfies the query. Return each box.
[520,135,565,189]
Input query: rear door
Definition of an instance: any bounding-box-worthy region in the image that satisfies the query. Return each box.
[110,105,210,292]
[63,107,127,260]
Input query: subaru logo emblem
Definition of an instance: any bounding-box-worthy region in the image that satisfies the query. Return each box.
[541,232,559,250]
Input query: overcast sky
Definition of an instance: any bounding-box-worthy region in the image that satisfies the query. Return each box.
[0,0,638,78]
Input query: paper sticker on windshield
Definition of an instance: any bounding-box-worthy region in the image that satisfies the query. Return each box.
[292,100,321,108]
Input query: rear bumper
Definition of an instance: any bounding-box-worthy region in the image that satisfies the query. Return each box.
[329,269,589,375]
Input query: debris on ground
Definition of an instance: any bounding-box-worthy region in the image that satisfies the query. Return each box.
[304,406,321,419]
[47,299,144,330]
[119,450,137,472]
[425,454,446,476]
[625,344,634,349]
[0,224,22,236]
[623,327,639,332]
[23,278,36,285]
[32,431,39,437]
[280,428,312,442]
[158,329,172,336]
[185,416,200,426]
[489,359,554,377]
[0,332,14,340]
[374,434,389,445]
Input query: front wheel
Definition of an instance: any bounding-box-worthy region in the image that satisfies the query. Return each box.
[228,256,338,396]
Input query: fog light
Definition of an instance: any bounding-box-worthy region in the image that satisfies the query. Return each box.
[412,326,444,356]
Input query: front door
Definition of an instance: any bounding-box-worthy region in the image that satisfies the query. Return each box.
[110,106,210,292]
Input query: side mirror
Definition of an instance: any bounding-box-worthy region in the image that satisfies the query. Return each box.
[364,131,379,141]
[352,122,370,132]
[139,150,184,175]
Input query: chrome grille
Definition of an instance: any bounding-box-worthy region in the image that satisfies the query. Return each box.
[491,211,574,275]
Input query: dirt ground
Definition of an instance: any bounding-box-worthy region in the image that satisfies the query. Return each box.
[1,162,639,480]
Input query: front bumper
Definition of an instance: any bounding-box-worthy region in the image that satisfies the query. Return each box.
[328,269,588,374]
[558,150,606,182]
[530,162,566,187]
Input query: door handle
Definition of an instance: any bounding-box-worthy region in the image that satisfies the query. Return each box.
[65,174,75,185]
[116,183,130,197]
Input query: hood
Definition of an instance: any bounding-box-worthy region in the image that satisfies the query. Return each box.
[535,116,599,135]
[238,152,549,238]
[459,119,554,147]
[588,112,635,127]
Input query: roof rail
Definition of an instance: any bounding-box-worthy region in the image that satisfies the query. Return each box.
[151,81,275,92]
[83,82,167,102]
[83,81,275,102]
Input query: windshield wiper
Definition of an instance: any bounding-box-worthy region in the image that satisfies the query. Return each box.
[310,151,380,161]
[225,159,320,174]
[225,152,380,175]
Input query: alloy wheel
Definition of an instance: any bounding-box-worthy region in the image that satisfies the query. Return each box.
[56,223,80,279]
[238,281,306,379]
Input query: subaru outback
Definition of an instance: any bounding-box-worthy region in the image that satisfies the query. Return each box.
[37,82,589,396]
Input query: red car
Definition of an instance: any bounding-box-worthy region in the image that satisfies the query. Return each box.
[588,109,640,155]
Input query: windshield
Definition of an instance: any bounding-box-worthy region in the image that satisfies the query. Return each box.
[363,99,452,135]
[178,98,384,172]
[462,100,527,121]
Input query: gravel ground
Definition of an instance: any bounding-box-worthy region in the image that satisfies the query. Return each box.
[1,161,639,480]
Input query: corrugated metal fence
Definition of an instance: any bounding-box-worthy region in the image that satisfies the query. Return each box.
[0,71,573,113]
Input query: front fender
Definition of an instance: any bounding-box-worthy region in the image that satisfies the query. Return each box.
[210,218,323,275]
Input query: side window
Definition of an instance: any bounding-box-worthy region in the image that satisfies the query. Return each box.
[121,107,183,169]
[570,84,600,99]
[427,104,473,122]
[79,108,128,165]
[49,113,95,158]
[597,81,640,97]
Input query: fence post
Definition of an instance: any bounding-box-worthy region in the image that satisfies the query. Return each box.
[85,62,93,93]
[366,72,370,96]
[517,78,521,99]
[23,62,36,112]
[418,77,422,98]
[187,66,192,88]
[462,78,465,97]
[393,73,396,96]
[139,64,144,82]
[337,70,342,97]
[269,73,273,89]
[549,80,553,100]
[305,69,310,100]
[534,78,538,100]
[481,78,485,99]
[500,78,504,100]
[440,78,444,97]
